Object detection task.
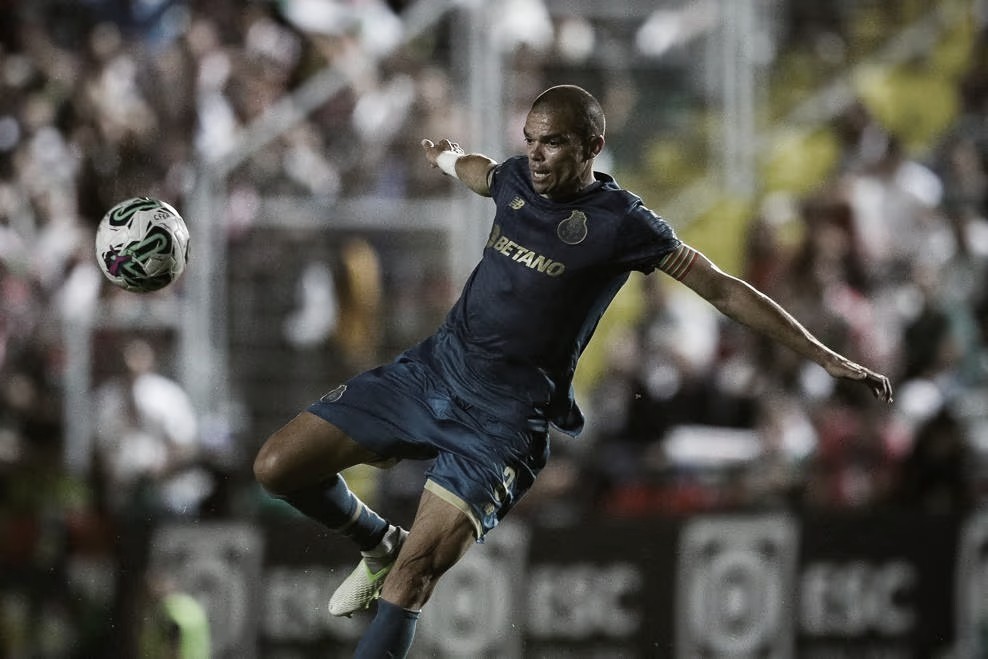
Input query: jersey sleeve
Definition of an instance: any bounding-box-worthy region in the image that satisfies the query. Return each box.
[614,200,682,274]
[488,156,522,202]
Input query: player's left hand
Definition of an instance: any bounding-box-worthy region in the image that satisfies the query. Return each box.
[824,355,894,403]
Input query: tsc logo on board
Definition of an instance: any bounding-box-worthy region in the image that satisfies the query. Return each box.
[676,515,798,658]
[149,523,264,658]
[956,512,988,657]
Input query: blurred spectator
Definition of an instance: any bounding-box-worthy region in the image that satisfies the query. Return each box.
[743,390,817,508]
[138,571,211,659]
[776,193,880,362]
[843,135,945,281]
[833,101,891,175]
[93,338,211,518]
[331,237,384,371]
[893,408,975,514]
[802,380,898,509]
[938,135,987,217]
[893,291,969,434]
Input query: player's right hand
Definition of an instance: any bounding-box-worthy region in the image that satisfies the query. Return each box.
[421,138,463,167]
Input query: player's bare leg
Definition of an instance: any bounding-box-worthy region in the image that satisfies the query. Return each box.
[254,412,408,615]
[352,488,477,658]
[254,410,381,488]
[382,488,477,608]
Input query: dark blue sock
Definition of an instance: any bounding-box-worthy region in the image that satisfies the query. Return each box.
[279,474,389,550]
[353,600,419,658]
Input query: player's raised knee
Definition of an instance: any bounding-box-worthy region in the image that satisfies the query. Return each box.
[252,438,290,495]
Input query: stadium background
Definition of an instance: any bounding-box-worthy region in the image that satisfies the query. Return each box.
[2,0,988,656]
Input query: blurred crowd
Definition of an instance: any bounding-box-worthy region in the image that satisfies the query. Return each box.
[0,0,456,654]
[521,5,988,523]
[0,0,987,655]
[561,114,988,521]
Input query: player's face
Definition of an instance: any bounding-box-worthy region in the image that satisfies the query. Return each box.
[523,109,597,200]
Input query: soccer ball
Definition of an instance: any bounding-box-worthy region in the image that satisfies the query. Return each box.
[95,197,190,293]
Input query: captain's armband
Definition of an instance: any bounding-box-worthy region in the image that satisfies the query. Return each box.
[657,244,698,280]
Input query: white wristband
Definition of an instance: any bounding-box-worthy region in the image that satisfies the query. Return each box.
[436,150,461,179]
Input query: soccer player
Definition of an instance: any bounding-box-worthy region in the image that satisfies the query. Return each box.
[253,84,893,657]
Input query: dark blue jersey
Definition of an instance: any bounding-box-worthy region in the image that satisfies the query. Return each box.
[422,155,681,436]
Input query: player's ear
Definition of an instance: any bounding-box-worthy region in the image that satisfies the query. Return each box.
[585,135,604,160]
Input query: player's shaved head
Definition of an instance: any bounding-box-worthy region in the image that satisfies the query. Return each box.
[531,85,606,142]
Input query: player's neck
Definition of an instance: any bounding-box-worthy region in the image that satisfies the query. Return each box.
[543,171,599,202]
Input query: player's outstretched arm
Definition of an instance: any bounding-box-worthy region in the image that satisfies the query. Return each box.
[421,138,497,197]
[666,245,894,403]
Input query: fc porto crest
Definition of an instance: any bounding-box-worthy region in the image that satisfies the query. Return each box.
[557,210,588,245]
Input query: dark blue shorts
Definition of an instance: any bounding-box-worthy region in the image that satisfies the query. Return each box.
[307,353,550,539]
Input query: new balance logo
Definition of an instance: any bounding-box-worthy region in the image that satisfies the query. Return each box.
[509,196,525,210]
[320,384,347,403]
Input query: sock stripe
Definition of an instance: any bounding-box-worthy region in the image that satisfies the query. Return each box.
[278,475,389,550]
[338,499,365,533]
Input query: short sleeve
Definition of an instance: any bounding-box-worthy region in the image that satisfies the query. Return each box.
[614,202,682,274]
